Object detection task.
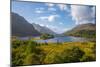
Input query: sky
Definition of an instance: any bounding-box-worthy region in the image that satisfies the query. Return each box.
[11,1,96,34]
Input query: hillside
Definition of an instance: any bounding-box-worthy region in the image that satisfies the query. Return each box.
[63,23,96,38]
[11,12,40,37]
[32,23,56,35]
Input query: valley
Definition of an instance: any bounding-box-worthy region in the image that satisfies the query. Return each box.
[11,12,96,66]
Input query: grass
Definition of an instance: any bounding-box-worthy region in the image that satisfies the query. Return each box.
[12,39,96,66]
[39,42,96,62]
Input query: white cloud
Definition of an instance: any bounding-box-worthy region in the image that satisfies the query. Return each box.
[35,7,45,13]
[48,8,56,11]
[40,14,60,22]
[70,5,95,25]
[46,25,49,28]
[35,10,43,13]
[45,3,55,7]
[45,3,57,12]
[52,27,70,34]
[63,28,71,32]
[44,24,70,34]
[57,4,69,11]
[40,16,48,20]
[48,15,57,22]
[39,24,44,26]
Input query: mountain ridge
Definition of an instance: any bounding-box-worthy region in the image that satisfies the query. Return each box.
[11,12,40,37]
[63,23,96,38]
[32,23,57,35]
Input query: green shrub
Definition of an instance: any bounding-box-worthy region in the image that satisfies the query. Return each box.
[59,46,85,63]
[44,46,85,63]
[80,55,96,62]
[40,33,54,40]
[12,40,45,65]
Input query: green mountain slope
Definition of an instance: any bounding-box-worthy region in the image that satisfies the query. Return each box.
[63,23,96,38]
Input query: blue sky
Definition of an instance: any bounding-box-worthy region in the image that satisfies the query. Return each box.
[11,1,96,34]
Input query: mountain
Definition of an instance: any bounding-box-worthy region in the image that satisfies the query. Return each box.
[32,23,56,35]
[11,12,40,37]
[63,23,96,38]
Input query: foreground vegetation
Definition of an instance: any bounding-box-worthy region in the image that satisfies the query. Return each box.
[65,30,96,38]
[12,39,96,66]
[40,33,54,40]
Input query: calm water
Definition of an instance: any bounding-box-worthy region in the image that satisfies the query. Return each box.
[17,36,87,43]
[34,36,87,43]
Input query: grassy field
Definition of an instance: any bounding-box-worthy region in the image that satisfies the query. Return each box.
[12,39,96,66]
[38,42,96,63]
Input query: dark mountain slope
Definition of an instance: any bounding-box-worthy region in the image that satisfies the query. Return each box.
[11,12,40,37]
